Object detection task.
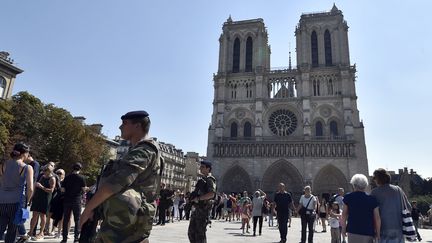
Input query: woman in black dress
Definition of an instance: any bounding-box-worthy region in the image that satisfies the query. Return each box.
[29,165,55,240]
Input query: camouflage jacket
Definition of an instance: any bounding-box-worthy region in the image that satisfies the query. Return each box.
[99,138,161,201]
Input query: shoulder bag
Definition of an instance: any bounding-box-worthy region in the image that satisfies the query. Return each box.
[13,165,30,225]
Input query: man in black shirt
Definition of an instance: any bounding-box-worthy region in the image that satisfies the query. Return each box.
[157,183,173,226]
[61,162,87,243]
[274,183,293,243]
[411,201,422,241]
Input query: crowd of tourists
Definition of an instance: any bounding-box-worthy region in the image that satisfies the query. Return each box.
[0,143,88,243]
[0,142,429,243]
[151,169,425,243]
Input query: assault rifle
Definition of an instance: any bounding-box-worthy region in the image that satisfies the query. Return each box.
[79,163,106,243]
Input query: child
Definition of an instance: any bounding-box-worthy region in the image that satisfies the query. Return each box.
[268,202,275,227]
[241,201,251,234]
[329,202,341,243]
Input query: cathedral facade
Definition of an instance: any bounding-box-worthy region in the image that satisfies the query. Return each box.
[207,5,368,198]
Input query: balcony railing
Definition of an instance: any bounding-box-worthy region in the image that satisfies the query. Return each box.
[212,140,355,158]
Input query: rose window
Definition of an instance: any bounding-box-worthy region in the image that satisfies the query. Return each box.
[268,109,298,136]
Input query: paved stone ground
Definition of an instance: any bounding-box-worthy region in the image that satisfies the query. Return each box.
[2,216,431,242]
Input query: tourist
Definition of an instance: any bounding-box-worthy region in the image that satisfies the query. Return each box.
[240,200,251,234]
[178,193,185,220]
[411,201,422,241]
[274,183,293,243]
[251,189,266,236]
[318,197,328,232]
[341,174,380,243]
[268,202,276,227]
[297,185,317,243]
[61,162,87,242]
[329,202,341,243]
[371,168,410,243]
[28,165,56,240]
[48,168,65,238]
[0,143,34,243]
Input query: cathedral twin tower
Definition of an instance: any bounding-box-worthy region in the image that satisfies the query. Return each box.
[207,5,368,198]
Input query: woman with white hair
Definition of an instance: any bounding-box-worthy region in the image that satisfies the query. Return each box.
[341,174,380,243]
[251,189,266,236]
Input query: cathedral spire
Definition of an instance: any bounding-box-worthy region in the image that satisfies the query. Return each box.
[331,3,339,12]
[288,42,292,70]
[227,15,233,23]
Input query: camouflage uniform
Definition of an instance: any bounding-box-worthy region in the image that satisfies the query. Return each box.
[96,139,161,243]
[188,175,216,243]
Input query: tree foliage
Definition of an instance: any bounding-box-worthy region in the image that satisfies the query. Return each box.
[0,99,13,157]
[1,91,110,183]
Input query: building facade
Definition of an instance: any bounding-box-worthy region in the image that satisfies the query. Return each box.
[115,137,188,191]
[207,5,368,199]
[0,52,23,100]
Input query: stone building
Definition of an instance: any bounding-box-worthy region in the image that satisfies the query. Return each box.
[115,137,188,191]
[207,5,368,199]
[184,152,204,192]
[159,141,186,191]
[0,52,23,100]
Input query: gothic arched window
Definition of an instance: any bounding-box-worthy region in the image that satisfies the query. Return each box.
[311,31,318,67]
[230,122,238,138]
[313,80,320,96]
[0,76,6,98]
[244,121,252,137]
[324,30,332,66]
[245,37,253,72]
[330,121,338,137]
[328,79,334,95]
[315,121,323,137]
[233,38,240,73]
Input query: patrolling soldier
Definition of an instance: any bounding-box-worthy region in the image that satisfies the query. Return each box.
[79,110,162,243]
[188,160,216,243]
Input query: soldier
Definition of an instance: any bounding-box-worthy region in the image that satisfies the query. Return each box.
[79,110,162,243]
[188,160,216,243]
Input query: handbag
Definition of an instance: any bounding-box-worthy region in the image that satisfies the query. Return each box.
[397,186,416,241]
[299,196,313,216]
[13,165,30,225]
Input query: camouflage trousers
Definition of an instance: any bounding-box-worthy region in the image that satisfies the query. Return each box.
[96,189,155,243]
[188,207,210,243]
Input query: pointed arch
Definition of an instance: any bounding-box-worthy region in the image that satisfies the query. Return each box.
[324,29,332,66]
[221,165,253,193]
[313,164,349,196]
[232,38,240,73]
[330,120,338,136]
[315,121,323,137]
[311,31,318,67]
[245,37,253,72]
[262,160,304,198]
[244,121,252,138]
[230,122,238,138]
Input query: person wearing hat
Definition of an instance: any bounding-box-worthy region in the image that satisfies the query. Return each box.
[60,162,87,242]
[188,160,216,243]
[79,110,162,243]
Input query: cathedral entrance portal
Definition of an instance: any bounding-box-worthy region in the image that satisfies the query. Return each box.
[313,164,349,197]
[262,160,304,199]
[221,165,253,193]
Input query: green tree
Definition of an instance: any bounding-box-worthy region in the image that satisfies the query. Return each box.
[6,91,111,181]
[0,99,13,159]
[8,91,45,157]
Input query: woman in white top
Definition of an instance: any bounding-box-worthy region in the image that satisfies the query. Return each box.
[297,186,317,243]
[251,189,266,236]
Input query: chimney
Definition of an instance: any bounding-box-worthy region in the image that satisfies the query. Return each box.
[74,116,86,124]
[404,167,408,173]
[398,169,403,174]
[90,123,103,134]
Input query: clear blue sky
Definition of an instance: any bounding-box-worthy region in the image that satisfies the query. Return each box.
[3,1,432,178]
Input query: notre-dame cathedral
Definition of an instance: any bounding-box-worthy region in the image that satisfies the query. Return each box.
[206,5,368,198]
